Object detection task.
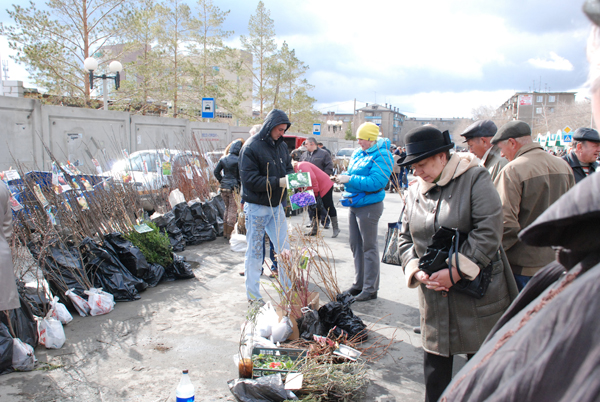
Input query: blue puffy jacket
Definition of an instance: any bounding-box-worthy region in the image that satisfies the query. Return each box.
[343,138,393,208]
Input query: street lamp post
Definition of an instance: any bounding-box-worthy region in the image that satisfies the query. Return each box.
[83,57,122,111]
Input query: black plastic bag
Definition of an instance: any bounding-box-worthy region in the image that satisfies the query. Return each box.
[17,281,48,318]
[228,374,294,402]
[298,309,326,341]
[211,194,226,218]
[0,293,39,348]
[318,293,368,341]
[153,211,186,251]
[29,241,88,309]
[144,263,165,287]
[165,254,195,280]
[80,238,145,301]
[104,233,150,278]
[0,323,13,375]
[174,202,216,245]
[202,199,223,237]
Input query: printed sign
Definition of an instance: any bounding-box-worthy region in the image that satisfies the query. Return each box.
[134,223,154,233]
[518,94,533,106]
[313,123,321,136]
[201,98,215,118]
[33,184,49,207]
[162,162,172,176]
[92,158,103,174]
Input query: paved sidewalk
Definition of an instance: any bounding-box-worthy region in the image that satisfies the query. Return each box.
[0,191,457,402]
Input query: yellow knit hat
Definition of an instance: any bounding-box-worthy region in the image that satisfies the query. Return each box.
[356,122,381,141]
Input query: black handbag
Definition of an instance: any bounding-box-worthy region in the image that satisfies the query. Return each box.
[419,227,493,299]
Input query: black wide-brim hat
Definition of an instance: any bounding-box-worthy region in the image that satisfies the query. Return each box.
[399,126,454,166]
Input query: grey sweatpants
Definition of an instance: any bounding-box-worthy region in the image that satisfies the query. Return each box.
[348,201,384,294]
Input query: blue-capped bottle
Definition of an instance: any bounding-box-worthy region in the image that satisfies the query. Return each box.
[175,370,195,402]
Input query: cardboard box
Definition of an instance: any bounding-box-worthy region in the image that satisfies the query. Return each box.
[276,291,319,340]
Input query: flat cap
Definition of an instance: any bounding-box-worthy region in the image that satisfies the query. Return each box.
[572,127,600,142]
[460,120,497,140]
[491,121,531,144]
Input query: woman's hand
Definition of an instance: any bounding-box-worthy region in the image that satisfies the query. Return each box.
[415,271,444,291]
[428,268,460,291]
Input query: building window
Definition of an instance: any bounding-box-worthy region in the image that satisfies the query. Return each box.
[550,107,555,113]
[216,112,232,119]
[536,107,543,114]
[536,95,543,102]
[548,95,556,102]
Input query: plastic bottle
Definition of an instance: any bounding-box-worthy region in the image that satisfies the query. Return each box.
[175,370,195,402]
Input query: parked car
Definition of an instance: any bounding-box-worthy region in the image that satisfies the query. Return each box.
[107,149,200,211]
[335,148,355,160]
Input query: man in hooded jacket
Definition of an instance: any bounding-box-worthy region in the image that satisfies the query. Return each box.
[239,109,294,301]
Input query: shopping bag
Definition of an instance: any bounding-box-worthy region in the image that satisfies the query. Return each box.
[65,289,90,317]
[38,317,66,349]
[84,288,115,316]
[12,338,36,371]
[48,296,73,325]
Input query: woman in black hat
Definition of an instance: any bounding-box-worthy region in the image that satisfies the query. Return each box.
[397,126,518,402]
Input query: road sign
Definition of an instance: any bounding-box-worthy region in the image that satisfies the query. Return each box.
[563,126,572,134]
[313,123,321,136]
[201,98,215,119]
[562,134,572,143]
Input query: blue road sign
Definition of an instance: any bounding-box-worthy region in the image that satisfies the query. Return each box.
[562,134,572,143]
[201,98,215,119]
[313,123,321,136]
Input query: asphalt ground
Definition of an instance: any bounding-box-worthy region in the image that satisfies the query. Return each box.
[0,190,468,401]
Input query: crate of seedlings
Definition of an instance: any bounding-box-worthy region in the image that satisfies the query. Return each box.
[251,347,306,378]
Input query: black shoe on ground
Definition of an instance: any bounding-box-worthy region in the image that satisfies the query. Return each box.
[413,326,421,334]
[354,291,377,302]
[345,288,362,296]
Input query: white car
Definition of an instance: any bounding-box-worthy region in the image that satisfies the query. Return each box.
[108,149,200,211]
[335,148,355,160]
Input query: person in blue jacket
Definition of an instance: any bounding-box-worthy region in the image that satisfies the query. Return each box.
[335,122,393,301]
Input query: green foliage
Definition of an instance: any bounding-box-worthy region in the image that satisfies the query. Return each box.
[124,221,173,267]
[345,128,356,140]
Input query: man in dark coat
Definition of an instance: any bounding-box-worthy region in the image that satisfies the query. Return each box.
[239,109,294,301]
[317,142,332,155]
[301,138,333,175]
[461,119,508,181]
[562,127,600,183]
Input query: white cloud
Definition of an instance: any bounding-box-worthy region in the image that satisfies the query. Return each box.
[528,52,574,71]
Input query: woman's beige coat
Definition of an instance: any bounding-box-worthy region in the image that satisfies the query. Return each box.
[399,153,518,356]
[0,181,19,311]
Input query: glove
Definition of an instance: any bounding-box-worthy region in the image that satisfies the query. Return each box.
[279,177,287,188]
[337,175,350,184]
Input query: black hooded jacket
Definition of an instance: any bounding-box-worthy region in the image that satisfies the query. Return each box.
[239,109,294,206]
[214,140,242,190]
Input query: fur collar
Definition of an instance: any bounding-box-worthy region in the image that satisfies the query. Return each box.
[419,153,480,194]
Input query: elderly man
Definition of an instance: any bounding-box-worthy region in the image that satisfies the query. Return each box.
[239,109,294,302]
[562,127,600,183]
[301,137,333,175]
[492,120,575,290]
[461,120,507,181]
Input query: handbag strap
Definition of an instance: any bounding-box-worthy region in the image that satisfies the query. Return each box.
[449,229,468,287]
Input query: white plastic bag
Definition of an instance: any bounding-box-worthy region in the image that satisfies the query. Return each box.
[12,338,36,371]
[84,288,115,316]
[48,296,73,324]
[38,317,66,349]
[230,233,247,253]
[65,289,90,317]
[255,302,280,338]
[169,189,186,209]
[271,316,293,343]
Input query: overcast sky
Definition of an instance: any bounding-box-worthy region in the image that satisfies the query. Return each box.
[0,0,592,118]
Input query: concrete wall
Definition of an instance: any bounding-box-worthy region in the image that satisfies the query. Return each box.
[0,95,354,172]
